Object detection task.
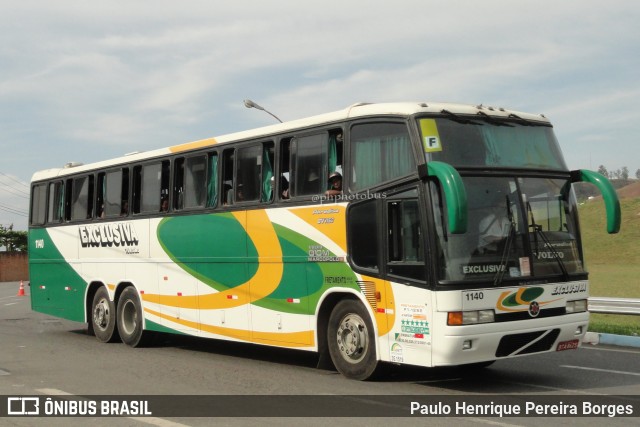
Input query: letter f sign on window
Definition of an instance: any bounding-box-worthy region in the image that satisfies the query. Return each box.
[424,136,442,153]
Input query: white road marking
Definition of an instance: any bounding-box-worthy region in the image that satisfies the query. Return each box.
[560,365,640,377]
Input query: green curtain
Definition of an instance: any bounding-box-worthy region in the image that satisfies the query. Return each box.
[353,134,413,191]
[206,154,218,207]
[480,126,562,168]
[57,183,64,221]
[261,148,273,202]
[328,134,337,174]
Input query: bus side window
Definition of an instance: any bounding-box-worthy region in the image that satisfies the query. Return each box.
[349,122,414,192]
[133,160,170,214]
[206,152,218,208]
[347,198,379,272]
[261,142,274,203]
[71,175,94,221]
[290,133,327,197]
[30,183,47,226]
[279,138,291,199]
[385,189,426,282]
[222,149,234,205]
[173,155,208,210]
[236,144,262,203]
[96,173,106,218]
[173,157,185,210]
[98,168,128,218]
[184,155,207,209]
[47,181,64,223]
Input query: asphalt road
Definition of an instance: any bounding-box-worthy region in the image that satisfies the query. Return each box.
[1,281,639,426]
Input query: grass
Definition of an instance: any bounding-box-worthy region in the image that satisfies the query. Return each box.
[579,198,640,335]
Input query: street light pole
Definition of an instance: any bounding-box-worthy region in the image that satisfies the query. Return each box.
[243,99,283,123]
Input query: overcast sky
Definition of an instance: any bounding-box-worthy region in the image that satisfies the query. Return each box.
[1,1,638,229]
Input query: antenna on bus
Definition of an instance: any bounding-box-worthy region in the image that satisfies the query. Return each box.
[243,99,283,123]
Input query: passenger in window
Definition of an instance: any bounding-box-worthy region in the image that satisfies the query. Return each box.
[280,176,290,199]
[121,201,129,216]
[476,190,511,255]
[236,184,245,202]
[325,172,342,197]
[160,197,169,212]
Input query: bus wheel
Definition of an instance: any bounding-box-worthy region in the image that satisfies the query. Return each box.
[327,300,378,380]
[91,286,119,343]
[117,286,149,347]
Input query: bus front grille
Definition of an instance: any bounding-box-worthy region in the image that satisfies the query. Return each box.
[495,328,561,357]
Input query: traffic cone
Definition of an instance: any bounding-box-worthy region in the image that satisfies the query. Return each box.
[17,280,25,297]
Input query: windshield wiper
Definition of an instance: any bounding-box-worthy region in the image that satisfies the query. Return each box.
[493,196,516,286]
[527,201,569,280]
[440,109,482,125]
[477,111,514,127]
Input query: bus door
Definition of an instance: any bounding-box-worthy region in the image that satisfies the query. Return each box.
[348,186,433,365]
[383,188,433,366]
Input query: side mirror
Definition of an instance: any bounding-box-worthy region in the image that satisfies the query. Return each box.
[420,161,468,234]
[571,169,621,234]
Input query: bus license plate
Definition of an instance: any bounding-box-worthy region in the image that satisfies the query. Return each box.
[556,339,579,351]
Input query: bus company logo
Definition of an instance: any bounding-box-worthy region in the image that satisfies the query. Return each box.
[78,222,140,248]
[528,301,540,317]
[496,287,557,317]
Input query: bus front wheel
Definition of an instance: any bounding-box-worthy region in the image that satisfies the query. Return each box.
[327,300,378,380]
[91,286,119,343]
[117,287,149,347]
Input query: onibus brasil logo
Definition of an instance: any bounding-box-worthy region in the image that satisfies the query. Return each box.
[496,287,561,318]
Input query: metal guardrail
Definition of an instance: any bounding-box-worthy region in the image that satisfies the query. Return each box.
[588,297,640,316]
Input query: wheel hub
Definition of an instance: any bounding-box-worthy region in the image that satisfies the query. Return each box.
[93,299,110,330]
[336,314,368,363]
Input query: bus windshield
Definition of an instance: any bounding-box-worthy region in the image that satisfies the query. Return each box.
[419,117,567,170]
[432,175,584,284]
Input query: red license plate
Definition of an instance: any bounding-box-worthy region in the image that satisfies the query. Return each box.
[556,339,580,351]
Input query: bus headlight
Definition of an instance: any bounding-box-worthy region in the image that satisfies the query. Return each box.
[566,299,588,313]
[448,310,495,326]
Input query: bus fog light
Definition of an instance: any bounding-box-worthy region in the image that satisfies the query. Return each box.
[462,311,479,324]
[566,299,588,313]
[478,310,495,323]
[463,340,472,350]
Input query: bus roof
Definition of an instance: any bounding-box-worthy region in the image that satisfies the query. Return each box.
[30,101,550,182]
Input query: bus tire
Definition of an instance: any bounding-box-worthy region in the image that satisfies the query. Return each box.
[91,286,119,343]
[327,299,378,380]
[117,286,149,347]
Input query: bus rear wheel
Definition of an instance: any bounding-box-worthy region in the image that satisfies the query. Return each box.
[91,286,119,343]
[117,286,149,347]
[327,300,378,380]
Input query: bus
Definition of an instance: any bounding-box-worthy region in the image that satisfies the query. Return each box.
[28,102,620,380]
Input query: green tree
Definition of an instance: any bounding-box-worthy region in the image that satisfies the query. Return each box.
[597,165,608,177]
[0,225,27,252]
[636,169,640,180]
[621,166,629,181]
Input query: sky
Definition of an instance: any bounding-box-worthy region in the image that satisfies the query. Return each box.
[1,1,639,230]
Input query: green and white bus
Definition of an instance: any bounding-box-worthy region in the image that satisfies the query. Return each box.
[29,102,620,380]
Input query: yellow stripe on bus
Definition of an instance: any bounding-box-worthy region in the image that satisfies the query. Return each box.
[145,307,314,348]
[169,137,218,153]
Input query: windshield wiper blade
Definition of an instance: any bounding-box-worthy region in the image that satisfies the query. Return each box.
[493,196,515,286]
[527,201,569,280]
[440,109,481,125]
[477,111,514,127]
